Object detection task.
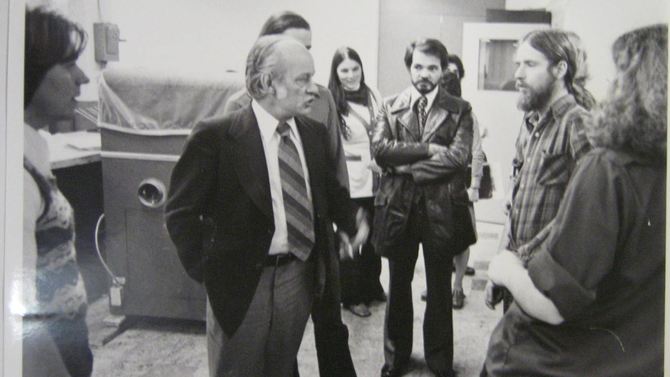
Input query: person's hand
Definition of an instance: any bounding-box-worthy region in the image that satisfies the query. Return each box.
[485,280,504,310]
[338,231,355,260]
[368,160,383,174]
[350,208,370,251]
[394,164,411,174]
[428,143,448,156]
[488,249,523,286]
[468,187,480,202]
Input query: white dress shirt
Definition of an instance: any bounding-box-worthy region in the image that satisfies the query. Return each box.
[252,100,312,255]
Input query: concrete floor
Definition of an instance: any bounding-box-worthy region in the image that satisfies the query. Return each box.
[83,219,505,377]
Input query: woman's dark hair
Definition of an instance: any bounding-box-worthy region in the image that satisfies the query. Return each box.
[328,47,369,139]
[24,6,87,108]
[447,54,465,80]
[589,24,667,161]
[404,38,449,70]
[259,11,310,37]
[521,29,594,110]
[441,54,465,97]
[328,47,367,114]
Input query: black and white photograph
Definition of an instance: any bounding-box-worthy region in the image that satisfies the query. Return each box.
[1,0,668,376]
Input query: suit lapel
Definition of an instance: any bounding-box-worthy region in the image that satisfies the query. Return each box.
[422,106,448,141]
[391,89,420,141]
[422,89,453,141]
[229,106,273,221]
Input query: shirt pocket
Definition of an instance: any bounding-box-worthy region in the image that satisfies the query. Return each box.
[537,152,571,186]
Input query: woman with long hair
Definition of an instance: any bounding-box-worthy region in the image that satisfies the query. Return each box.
[481,24,666,376]
[22,6,93,377]
[328,47,385,317]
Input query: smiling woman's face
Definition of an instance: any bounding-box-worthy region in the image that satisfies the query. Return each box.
[336,58,363,91]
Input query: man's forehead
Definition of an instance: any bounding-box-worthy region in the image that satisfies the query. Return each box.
[412,50,441,65]
[515,41,548,63]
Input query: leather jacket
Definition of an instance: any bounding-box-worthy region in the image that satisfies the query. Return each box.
[371,87,473,256]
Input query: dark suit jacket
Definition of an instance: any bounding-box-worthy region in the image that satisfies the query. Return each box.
[165,105,356,337]
[371,86,474,256]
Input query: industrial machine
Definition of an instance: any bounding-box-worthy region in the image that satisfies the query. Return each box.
[98,67,243,320]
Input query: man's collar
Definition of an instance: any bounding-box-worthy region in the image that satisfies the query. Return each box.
[251,100,297,141]
[411,85,439,112]
[524,94,576,130]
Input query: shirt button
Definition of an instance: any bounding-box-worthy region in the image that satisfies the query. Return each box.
[534,132,540,138]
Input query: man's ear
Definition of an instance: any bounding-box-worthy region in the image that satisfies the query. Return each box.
[552,60,568,80]
[259,73,275,96]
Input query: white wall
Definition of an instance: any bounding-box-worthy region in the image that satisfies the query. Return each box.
[30,0,380,101]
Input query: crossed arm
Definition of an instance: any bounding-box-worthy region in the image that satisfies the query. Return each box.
[371,104,473,184]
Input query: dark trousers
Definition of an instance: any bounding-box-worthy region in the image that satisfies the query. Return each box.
[383,198,455,375]
[293,250,357,377]
[340,197,384,306]
[47,312,94,377]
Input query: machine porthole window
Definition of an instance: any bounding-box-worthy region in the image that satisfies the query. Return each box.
[138,178,167,208]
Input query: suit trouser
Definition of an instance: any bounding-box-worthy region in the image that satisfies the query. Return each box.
[308,253,358,377]
[383,200,455,374]
[207,258,314,377]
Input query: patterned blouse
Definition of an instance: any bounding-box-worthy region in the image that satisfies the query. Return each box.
[23,126,87,317]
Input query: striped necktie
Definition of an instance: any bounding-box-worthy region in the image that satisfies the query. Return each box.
[417,95,428,135]
[277,122,315,261]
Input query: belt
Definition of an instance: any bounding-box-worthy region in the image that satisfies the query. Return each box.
[265,253,297,266]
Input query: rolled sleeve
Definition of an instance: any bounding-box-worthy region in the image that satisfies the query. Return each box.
[528,246,595,319]
[526,152,622,320]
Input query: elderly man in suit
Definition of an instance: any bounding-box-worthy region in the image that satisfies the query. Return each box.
[165,35,368,377]
[372,38,474,377]
[224,11,358,377]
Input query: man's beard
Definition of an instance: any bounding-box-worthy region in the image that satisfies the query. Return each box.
[412,78,437,94]
[516,76,556,112]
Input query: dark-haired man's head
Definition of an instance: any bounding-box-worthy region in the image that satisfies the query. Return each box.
[404,38,449,95]
[259,11,312,50]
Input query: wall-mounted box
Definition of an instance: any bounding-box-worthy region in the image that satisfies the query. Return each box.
[94,23,120,63]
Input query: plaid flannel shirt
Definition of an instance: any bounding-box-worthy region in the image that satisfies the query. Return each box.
[507,95,591,264]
